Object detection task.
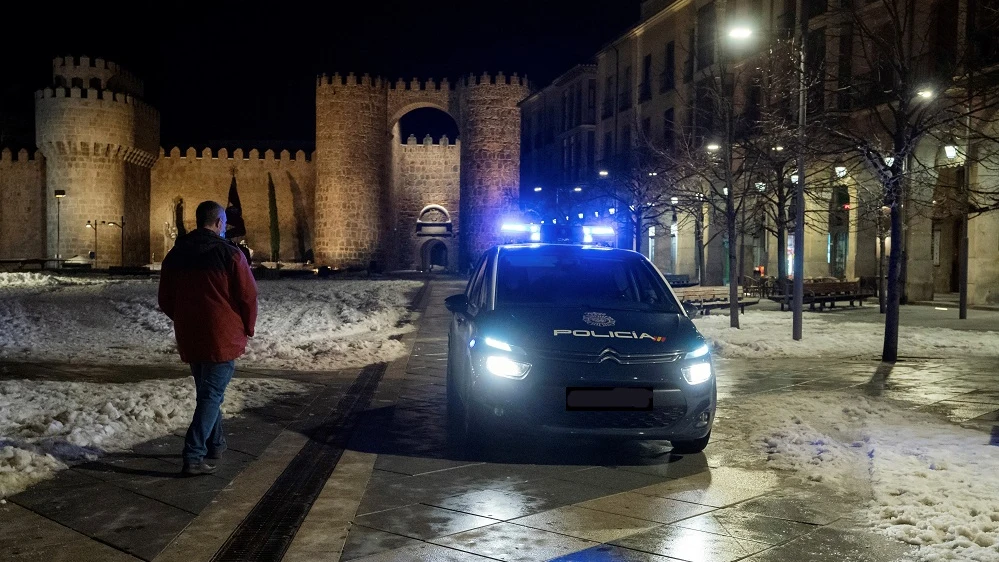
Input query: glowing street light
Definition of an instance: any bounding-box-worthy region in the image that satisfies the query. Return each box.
[534,186,543,192]
[728,26,753,40]
[706,143,721,151]
[573,186,582,192]
[944,145,958,159]
[917,88,934,99]
[598,170,609,177]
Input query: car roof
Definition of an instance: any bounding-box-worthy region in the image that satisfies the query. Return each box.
[494,244,644,259]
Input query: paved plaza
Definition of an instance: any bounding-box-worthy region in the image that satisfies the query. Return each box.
[2,278,997,561]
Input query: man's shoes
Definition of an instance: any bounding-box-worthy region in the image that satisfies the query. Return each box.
[182,461,217,476]
[207,444,226,460]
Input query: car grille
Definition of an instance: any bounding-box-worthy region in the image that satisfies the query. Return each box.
[530,348,683,365]
[553,405,687,429]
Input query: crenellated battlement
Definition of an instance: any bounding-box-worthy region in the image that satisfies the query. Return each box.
[160,146,314,163]
[0,148,44,167]
[51,55,144,97]
[461,71,529,87]
[390,77,454,91]
[403,134,460,147]
[317,72,528,90]
[34,87,159,119]
[316,72,387,88]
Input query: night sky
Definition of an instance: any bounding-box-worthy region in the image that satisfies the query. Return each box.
[1,1,641,153]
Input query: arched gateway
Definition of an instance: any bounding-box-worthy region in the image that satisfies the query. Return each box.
[313,72,530,272]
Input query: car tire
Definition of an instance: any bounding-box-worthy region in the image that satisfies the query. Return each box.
[670,431,711,454]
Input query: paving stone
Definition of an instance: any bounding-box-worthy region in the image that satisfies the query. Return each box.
[552,467,669,494]
[578,492,716,525]
[741,526,915,561]
[672,507,817,545]
[734,493,847,526]
[340,524,423,561]
[11,480,194,561]
[432,521,600,562]
[509,505,661,543]
[350,542,500,561]
[353,503,498,540]
[610,525,770,562]
[429,489,554,521]
[547,544,684,561]
[485,477,625,510]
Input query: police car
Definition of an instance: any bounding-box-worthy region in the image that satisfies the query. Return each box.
[444,243,715,453]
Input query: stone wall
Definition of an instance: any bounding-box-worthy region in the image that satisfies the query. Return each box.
[390,134,460,270]
[150,148,315,263]
[314,74,388,268]
[34,84,160,267]
[456,73,530,270]
[0,149,45,260]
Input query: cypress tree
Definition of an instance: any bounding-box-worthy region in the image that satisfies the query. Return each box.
[267,173,280,262]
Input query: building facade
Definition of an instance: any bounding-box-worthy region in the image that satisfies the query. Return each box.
[523,0,999,304]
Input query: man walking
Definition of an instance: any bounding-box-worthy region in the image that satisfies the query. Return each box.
[158,201,258,476]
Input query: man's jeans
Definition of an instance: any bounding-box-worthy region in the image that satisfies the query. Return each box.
[183,360,235,464]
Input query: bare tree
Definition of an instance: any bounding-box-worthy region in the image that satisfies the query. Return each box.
[822,0,999,362]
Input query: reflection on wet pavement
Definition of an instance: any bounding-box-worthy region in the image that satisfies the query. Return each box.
[340,280,999,561]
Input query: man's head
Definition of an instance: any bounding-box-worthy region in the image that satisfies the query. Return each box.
[196,201,227,236]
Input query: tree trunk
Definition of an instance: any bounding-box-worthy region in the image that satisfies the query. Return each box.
[695,208,705,285]
[883,189,903,362]
[775,191,787,293]
[728,211,740,328]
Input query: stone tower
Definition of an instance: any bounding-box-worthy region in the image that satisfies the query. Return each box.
[35,56,160,267]
[314,71,529,270]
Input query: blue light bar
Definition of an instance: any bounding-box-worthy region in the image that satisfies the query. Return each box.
[501,223,529,232]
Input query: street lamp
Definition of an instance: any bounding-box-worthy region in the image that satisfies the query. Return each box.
[85,220,98,267]
[105,216,125,266]
[53,190,66,265]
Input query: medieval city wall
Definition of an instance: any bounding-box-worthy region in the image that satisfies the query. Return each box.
[390,135,461,270]
[150,147,315,263]
[0,149,46,260]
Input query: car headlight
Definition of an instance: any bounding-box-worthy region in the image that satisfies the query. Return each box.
[681,362,712,384]
[681,344,712,384]
[485,355,531,379]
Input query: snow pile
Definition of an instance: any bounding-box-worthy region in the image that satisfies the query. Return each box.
[730,391,999,561]
[0,278,423,371]
[0,376,312,498]
[0,272,113,289]
[694,311,999,359]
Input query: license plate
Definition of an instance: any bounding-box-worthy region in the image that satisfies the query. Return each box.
[566,387,653,411]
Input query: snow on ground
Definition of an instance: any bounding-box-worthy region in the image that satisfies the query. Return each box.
[0,273,424,371]
[0,376,313,498]
[694,310,999,359]
[726,391,999,562]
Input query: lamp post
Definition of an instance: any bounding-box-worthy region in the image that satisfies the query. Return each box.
[105,217,125,266]
[792,0,807,341]
[53,190,66,265]
[85,220,98,267]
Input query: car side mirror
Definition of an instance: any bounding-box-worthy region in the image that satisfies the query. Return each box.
[682,300,698,316]
[444,294,469,314]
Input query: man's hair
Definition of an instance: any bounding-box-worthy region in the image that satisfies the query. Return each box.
[195,201,226,228]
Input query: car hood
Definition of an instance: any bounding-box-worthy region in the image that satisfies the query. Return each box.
[476,306,705,355]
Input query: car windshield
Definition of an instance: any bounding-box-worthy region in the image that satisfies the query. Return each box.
[495,249,681,313]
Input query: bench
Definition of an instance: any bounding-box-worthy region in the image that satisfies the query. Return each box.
[769,280,876,311]
[673,285,761,316]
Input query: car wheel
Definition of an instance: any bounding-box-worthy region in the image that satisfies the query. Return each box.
[670,431,711,454]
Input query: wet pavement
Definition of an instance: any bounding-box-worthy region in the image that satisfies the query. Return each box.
[2,277,998,561]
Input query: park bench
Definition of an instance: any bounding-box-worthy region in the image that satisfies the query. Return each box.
[769,280,876,311]
[673,285,760,316]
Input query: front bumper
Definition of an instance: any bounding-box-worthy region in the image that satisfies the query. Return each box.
[467,354,716,440]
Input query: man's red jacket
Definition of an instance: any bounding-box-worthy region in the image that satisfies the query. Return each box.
[158,229,258,363]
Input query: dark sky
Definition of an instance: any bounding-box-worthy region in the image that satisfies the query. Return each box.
[1,0,641,153]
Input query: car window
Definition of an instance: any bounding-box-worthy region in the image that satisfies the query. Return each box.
[466,254,488,302]
[495,251,680,313]
[473,253,495,311]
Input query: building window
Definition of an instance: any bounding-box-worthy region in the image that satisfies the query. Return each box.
[603,132,613,162]
[661,41,675,92]
[640,54,653,101]
[619,66,633,110]
[587,79,596,122]
[603,76,615,119]
[806,27,826,116]
[696,2,716,70]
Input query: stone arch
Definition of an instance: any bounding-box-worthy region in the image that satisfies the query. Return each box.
[389,101,454,130]
[420,238,449,272]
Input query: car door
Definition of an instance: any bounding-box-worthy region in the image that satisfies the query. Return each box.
[450,252,488,380]
[455,250,495,394]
